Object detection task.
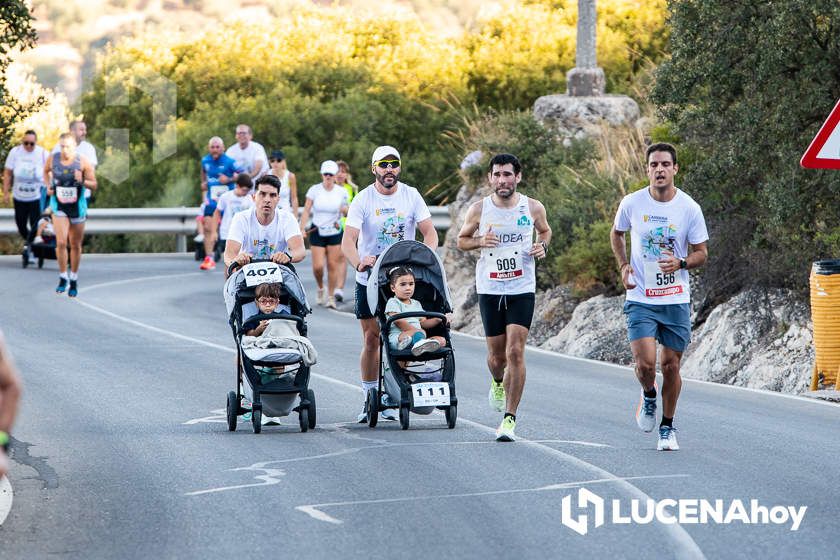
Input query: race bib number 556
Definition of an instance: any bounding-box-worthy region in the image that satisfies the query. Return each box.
[643,260,685,297]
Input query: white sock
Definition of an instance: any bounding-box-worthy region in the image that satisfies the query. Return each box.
[69,272,78,281]
[60,271,69,280]
[362,380,377,395]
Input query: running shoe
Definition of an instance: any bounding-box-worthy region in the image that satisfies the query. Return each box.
[657,425,679,451]
[326,296,337,309]
[635,387,658,433]
[488,379,505,412]
[411,337,440,356]
[397,336,413,350]
[68,280,78,298]
[356,401,368,423]
[380,408,397,421]
[317,288,326,306]
[496,416,516,442]
[55,277,68,294]
[199,256,215,270]
[193,233,204,243]
[334,289,344,303]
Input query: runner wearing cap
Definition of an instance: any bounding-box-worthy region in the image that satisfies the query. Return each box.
[342,146,439,422]
[268,150,298,217]
[457,153,551,442]
[299,160,349,309]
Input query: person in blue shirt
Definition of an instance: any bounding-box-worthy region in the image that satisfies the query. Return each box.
[199,136,241,270]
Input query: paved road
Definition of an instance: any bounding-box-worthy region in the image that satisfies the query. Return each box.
[0,254,838,559]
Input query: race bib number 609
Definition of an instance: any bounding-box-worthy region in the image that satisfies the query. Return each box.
[487,246,523,281]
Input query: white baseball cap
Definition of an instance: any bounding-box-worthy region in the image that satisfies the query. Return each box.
[320,160,339,175]
[371,145,401,165]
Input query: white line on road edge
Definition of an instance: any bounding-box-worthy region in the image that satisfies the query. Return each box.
[80,272,204,294]
[295,473,691,525]
[0,475,13,526]
[77,274,706,559]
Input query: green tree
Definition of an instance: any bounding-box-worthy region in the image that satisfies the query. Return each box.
[0,1,44,160]
[652,0,840,304]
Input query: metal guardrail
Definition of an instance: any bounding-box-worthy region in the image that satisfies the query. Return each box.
[0,206,452,251]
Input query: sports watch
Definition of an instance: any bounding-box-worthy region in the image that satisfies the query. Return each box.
[679,258,687,269]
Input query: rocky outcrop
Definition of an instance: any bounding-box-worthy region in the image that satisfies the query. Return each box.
[542,294,633,364]
[680,289,813,393]
[533,94,640,139]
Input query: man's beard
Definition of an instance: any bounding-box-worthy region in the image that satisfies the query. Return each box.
[377,170,400,188]
[495,185,515,198]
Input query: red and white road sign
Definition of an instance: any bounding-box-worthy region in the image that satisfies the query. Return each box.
[801,99,840,169]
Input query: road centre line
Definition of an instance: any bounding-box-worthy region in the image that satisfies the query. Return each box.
[0,475,12,526]
[77,273,706,559]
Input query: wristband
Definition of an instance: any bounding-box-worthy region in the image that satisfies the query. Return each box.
[0,430,9,453]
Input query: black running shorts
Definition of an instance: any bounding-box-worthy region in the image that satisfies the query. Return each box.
[309,229,343,247]
[478,292,536,337]
[354,281,375,319]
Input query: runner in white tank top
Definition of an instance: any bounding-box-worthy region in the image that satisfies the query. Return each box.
[457,153,551,442]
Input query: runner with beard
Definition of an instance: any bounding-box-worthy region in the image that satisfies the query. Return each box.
[457,153,551,442]
[342,145,438,423]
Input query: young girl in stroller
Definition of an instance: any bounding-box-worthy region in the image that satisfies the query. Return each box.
[385,266,450,356]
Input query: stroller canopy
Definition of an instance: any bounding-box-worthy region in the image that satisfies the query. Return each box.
[224,263,310,318]
[366,240,453,315]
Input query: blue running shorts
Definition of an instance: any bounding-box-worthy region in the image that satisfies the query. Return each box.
[623,301,691,353]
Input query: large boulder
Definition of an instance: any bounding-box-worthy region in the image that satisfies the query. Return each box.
[533,94,640,139]
[541,294,633,364]
[680,289,813,393]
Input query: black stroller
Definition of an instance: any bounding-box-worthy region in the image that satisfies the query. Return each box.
[23,212,56,269]
[223,260,316,434]
[365,240,457,430]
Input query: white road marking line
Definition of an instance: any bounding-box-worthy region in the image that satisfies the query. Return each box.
[80,272,204,294]
[185,466,287,496]
[295,474,691,525]
[0,475,13,526]
[82,275,705,559]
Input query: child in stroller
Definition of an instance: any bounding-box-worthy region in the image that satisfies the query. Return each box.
[385,265,450,358]
[23,208,57,269]
[365,240,458,430]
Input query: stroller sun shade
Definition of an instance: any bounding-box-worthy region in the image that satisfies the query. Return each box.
[366,240,453,316]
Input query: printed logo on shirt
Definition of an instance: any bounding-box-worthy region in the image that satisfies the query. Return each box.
[377,214,406,248]
[642,225,678,259]
[517,215,532,226]
[643,214,669,224]
[375,207,396,216]
[251,239,277,259]
[499,232,525,244]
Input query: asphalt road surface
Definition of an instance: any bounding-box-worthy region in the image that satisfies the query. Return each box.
[1,254,838,559]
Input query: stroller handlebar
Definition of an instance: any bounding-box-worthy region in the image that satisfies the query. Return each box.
[238,312,306,336]
[383,311,449,330]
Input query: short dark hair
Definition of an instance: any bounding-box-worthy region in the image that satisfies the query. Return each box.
[255,282,281,299]
[387,266,414,286]
[23,129,36,138]
[270,150,285,161]
[255,174,282,193]
[489,153,521,175]
[646,143,678,165]
[236,173,252,187]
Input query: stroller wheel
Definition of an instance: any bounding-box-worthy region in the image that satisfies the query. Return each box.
[298,407,309,433]
[251,405,262,434]
[306,388,316,429]
[445,404,457,429]
[226,391,238,432]
[367,388,379,428]
[399,403,410,430]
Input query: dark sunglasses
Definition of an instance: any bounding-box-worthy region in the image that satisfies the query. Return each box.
[375,159,400,169]
[23,141,35,147]
[322,173,334,177]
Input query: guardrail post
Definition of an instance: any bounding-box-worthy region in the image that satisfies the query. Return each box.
[176,234,187,253]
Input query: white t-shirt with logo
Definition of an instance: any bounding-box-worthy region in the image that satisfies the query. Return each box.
[226,142,268,180]
[216,190,255,239]
[613,187,709,305]
[5,145,48,201]
[306,182,349,237]
[227,207,300,260]
[345,182,432,286]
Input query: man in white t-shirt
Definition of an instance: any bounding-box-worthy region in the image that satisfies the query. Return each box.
[3,130,48,253]
[341,145,439,422]
[226,124,268,184]
[224,175,305,277]
[214,173,255,245]
[52,121,97,201]
[610,143,709,451]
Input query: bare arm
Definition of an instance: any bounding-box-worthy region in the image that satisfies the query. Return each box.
[341,225,364,271]
[299,197,313,236]
[2,168,11,202]
[610,226,635,289]
[80,157,97,191]
[44,158,53,195]
[200,163,208,203]
[0,334,22,434]
[223,239,247,277]
[528,199,551,258]
[417,217,438,250]
[457,201,496,251]
[289,172,299,218]
[285,235,306,263]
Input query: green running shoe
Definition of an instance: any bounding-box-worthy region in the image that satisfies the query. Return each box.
[488,379,505,412]
[496,416,516,442]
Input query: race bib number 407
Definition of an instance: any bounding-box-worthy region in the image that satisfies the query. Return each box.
[243,262,283,287]
[643,260,685,297]
[486,246,523,281]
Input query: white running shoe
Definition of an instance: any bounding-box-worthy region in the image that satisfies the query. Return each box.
[397,336,413,350]
[380,408,398,421]
[411,337,440,356]
[635,389,657,433]
[326,296,337,309]
[657,425,679,451]
[193,233,204,243]
[495,416,516,442]
[356,402,368,423]
[488,379,505,412]
[317,288,326,306]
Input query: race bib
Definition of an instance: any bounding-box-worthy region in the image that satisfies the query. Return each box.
[243,261,283,287]
[486,246,524,281]
[643,260,685,297]
[411,382,450,407]
[56,186,78,204]
[317,222,340,237]
[210,185,227,201]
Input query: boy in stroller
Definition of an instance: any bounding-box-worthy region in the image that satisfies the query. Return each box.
[385,265,449,357]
